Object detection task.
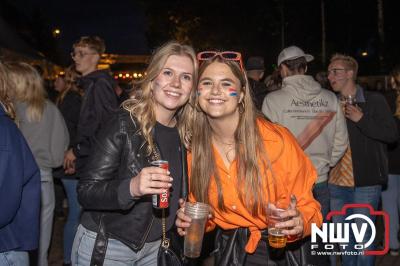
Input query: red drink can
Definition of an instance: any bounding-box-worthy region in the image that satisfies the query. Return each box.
[151,160,169,209]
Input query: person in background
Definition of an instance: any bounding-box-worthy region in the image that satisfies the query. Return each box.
[381,65,400,256]
[53,71,67,220]
[55,65,83,266]
[0,61,41,266]
[71,41,197,266]
[6,62,69,266]
[327,54,398,266]
[264,69,282,93]
[245,56,268,110]
[114,83,130,104]
[262,46,348,265]
[315,71,330,90]
[176,51,322,265]
[64,36,119,177]
[262,46,348,222]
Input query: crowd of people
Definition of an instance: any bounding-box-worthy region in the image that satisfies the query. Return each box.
[0,36,399,266]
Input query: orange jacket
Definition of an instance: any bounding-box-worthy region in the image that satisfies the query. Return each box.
[188,118,322,253]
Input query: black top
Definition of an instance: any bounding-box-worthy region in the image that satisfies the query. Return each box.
[382,90,400,174]
[74,70,119,172]
[54,90,82,179]
[147,122,182,242]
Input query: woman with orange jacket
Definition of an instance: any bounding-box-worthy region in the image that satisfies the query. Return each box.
[176,51,322,265]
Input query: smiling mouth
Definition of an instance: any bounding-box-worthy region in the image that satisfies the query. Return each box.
[165,90,181,97]
[208,98,225,104]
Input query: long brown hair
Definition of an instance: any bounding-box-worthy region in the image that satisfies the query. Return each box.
[122,41,198,155]
[55,66,82,105]
[0,62,16,120]
[390,66,400,119]
[6,62,46,122]
[189,56,274,216]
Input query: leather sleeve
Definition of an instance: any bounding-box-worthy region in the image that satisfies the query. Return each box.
[77,114,137,211]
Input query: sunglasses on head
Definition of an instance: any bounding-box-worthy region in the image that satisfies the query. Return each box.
[197,51,244,70]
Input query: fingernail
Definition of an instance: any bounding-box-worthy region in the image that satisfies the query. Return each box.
[170,177,173,182]
[167,170,170,175]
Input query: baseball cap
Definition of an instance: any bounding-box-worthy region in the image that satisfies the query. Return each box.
[245,56,265,71]
[277,46,314,66]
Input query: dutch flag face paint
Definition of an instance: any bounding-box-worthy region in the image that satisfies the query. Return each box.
[228,87,238,97]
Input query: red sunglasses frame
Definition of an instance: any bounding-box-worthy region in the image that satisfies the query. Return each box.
[197,51,244,71]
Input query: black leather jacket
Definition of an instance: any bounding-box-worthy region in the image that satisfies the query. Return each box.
[77,108,187,264]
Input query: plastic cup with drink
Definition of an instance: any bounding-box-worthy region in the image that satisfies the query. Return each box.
[345,95,356,106]
[267,202,288,249]
[183,202,210,258]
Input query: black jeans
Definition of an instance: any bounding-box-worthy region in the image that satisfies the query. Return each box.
[245,238,287,266]
[214,228,287,266]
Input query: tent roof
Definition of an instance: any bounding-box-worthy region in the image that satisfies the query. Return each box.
[0,16,43,59]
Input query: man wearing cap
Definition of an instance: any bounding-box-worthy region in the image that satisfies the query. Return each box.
[245,56,269,110]
[262,46,348,265]
[262,46,348,221]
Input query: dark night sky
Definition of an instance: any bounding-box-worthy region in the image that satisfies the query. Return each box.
[5,0,400,74]
[14,0,149,54]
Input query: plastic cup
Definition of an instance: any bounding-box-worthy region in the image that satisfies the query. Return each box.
[267,205,288,249]
[184,202,210,258]
[345,95,356,105]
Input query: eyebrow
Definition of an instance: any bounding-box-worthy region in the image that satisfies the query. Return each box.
[199,77,235,83]
[163,67,193,76]
[220,78,235,83]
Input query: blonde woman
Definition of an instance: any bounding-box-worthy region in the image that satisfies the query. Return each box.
[176,52,322,265]
[72,41,197,266]
[6,62,69,266]
[0,62,40,266]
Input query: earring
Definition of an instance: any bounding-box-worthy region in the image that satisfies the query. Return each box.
[239,100,245,114]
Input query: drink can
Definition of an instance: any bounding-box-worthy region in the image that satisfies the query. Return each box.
[151,160,169,209]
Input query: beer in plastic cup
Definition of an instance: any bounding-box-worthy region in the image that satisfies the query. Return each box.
[184,202,210,258]
[267,207,288,248]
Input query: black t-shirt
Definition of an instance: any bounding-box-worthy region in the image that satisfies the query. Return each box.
[147,122,182,242]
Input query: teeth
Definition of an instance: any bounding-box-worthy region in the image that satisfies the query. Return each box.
[166,91,180,97]
[209,99,224,103]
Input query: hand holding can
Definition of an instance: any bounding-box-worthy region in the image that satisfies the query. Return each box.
[151,160,170,209]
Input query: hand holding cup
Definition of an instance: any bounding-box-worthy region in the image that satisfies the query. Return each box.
[273,195,303,240]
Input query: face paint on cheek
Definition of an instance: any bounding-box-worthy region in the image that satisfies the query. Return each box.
[197,86,203,96]
[152,80,161,91]
[228,88,238,97]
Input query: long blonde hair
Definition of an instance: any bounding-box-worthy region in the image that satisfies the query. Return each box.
[122,41,198,155]
[6,62,47,122]
[390,66,400,119]
[189,56,273,216]
[55,66,82,106]
[0,62,16,120]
